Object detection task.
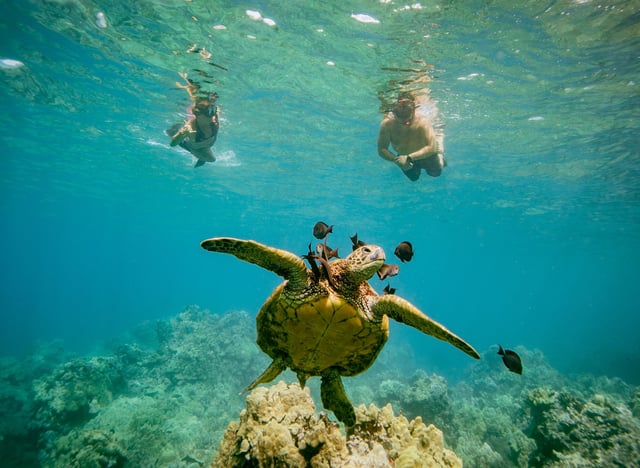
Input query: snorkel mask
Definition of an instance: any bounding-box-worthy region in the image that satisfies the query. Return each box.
[195,100,216,118]
[392,99,415,125]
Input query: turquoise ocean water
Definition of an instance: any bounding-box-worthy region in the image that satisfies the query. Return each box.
[1,0,639,391]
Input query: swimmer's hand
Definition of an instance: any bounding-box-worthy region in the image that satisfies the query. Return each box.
[170,124,192,146]
[394,155,414,170]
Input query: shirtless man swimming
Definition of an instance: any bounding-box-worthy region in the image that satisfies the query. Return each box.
[377,93,445,181]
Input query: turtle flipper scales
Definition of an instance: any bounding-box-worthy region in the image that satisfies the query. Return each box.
[201,237,308,289]
[371,295,480,360]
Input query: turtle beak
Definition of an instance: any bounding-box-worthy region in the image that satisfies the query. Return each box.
[368,247,385,263]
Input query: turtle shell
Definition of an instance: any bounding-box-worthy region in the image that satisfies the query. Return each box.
[256,283,390,377]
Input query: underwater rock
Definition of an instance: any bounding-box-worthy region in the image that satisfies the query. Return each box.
[28,307,265,467]
[378,370,453,428]
[446,347,561,468]
[632,386,640,419]
[0,356,41,466]
[33,356,124,430]
[0,357,33,439]
[213,381,462,467]
[44,428,127,468]
[462,347,562,400]
[525,387,640,466]
[158,305,265,387]
[449,397,536,468]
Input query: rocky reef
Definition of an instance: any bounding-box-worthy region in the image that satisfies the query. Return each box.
[525,387,640,466]
[351,346,640,467]
[2,306,267,467]
[214,380,461,467]
[1,307,639,467]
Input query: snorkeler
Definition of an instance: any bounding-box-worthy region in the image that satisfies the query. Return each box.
[377,92,445,181]
[167,73,220,167]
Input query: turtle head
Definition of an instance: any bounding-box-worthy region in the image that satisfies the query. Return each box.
[342,244,386,284]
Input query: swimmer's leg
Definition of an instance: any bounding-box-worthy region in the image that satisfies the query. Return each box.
[428,129,447,175]
[166,124,183,144]
[192,147,216,168]
[402,165,421,181]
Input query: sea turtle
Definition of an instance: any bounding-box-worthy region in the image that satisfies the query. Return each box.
[200,237,480,427]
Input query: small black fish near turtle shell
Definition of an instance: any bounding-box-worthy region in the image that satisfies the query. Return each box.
[313,221,333,239]
[394,241,414,263]
[376,263,399,280]
[383,284,396,295]
[498,345,522,375]
[350,232,366,251]
[315,243,339,260]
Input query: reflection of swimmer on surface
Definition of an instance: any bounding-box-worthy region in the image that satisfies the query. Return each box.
[167,72,220,168]
[377,91,445,181]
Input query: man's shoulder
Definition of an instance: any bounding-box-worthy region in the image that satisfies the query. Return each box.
[413,115,434,130]
[380,113,396,126]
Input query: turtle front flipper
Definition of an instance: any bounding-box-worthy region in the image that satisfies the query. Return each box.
[371,295,480,360]
[320,370,356,427]
[201,237,308,289]
[242,358,287,394]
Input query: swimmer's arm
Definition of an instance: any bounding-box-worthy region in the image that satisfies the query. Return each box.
[377,121,400,163]
[406,123,438,161]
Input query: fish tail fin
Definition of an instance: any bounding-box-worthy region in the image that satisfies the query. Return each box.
[497,344,504,355]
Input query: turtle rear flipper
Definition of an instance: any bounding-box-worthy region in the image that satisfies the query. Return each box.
[242,358,287,394]
[201,238,308,290]
[371,295,480,359]
[321,370,356,427]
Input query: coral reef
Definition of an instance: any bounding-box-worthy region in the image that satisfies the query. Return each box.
[214,380,461,467]
[45,429,128,468]
[376,370,453,429]
[2,308,640,467]
[0,341,70,466]
[31,306,266,467]
[33,356,124,430]
[525,388,640,466]
[632,386,640,419]
[351,345,640,468]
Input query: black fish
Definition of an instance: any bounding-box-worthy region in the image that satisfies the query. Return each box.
[383,284,396,295]
[313,221,333,239]
[315,253,336,289]
[303,244,337,289]
[394,241,414,263]
[350,232,366,251]
[303,243,320,278]
[498,345,523,375]
[315,243,339,260]
[376,263,399,280]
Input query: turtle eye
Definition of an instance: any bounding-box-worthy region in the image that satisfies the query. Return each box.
[361,246,371,254]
